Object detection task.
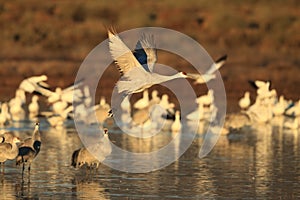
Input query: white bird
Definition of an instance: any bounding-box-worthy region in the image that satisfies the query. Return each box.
[159,94,171,110]
[186,101,205,121]
[99,96,110,110]
[247,96,273,123]
[94,101,111,125]
[283,118,298,130]
[239,91,251,110]
[171,110,182,133]
[28,95,40,119]
[285,100,300,117]
[133,89,149,110]
[19,75,50,94]
[46,105,73,128]
[46,86,83,104]
[272,95,286,116]
[131,105,152,133]
[76,96,111,125]
[0,103,11,126]
[249,80,271,98]
[121,95,131,114]
[52,100,68,115]
[196,89,214,106]
[31,79,83,105]
[108,30,188,95]
[9,94,25,121]
[150,90,160,104]
[83,85,92,107]
[186,55,227,84]
[71,128,111,170]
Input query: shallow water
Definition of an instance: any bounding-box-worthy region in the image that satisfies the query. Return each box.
[1,120,300,199]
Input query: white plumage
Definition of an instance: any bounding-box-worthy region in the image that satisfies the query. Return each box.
[239,91,251,110]
[108,30,188,95]
[186,55,227,84]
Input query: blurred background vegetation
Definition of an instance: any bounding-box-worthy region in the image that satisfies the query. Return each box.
[0,0,299,112]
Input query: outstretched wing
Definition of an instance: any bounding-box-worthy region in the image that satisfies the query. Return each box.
[133,34,157,72]
[206,54,227,74]
[108,30,142,76]
[186,72,201,80]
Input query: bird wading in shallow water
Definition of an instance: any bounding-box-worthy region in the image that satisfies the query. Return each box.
[71,128,112,171]
[16,122,41,175]
[0,135,20,173]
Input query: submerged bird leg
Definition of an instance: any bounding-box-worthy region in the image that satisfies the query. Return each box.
[1,163,4,174]
[28,164,31,174]
[21,164,25,179]
[22,162,25,173]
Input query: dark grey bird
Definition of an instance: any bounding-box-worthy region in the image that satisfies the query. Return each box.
[16,122,41,174]
[71,128,111,170]
[0,135,20,173]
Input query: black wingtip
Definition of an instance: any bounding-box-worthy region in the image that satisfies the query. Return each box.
[108,109,113,117]
[32,91,43,96]
[248,80,258,89]
[216,54,227,63]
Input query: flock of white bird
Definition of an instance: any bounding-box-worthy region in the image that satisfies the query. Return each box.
[228,80,300,131]
[1,29,299,173]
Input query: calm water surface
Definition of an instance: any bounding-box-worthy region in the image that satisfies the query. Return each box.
[1,120,300,199]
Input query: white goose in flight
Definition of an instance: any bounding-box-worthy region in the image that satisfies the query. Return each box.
[108,30,188,95]
[186,55,227,84]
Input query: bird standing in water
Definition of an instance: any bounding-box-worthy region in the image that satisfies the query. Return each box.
[0,135,20,173]
[16,122,41,175]
[72,128,111,171]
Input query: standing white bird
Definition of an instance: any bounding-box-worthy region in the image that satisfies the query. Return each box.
[196,90,214,106]
[9,94,25,121]
[186,55,227,84]
[52,100,68,115]
[171,110,182,133]
[47,105,73,129]
[239,92,251,110]
[0,103,11,126]
[249,80,271,98]
[28,95,40,119]
[108,30,188,95]
[186,101,205,121]
[71,128,111,170]
[272,95,286,116]
[133,89,150,110]
[150,90,160,104]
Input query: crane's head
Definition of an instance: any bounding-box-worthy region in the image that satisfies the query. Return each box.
[34,122,40,131]
[103,128,109,135]
[180,71,188,78]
